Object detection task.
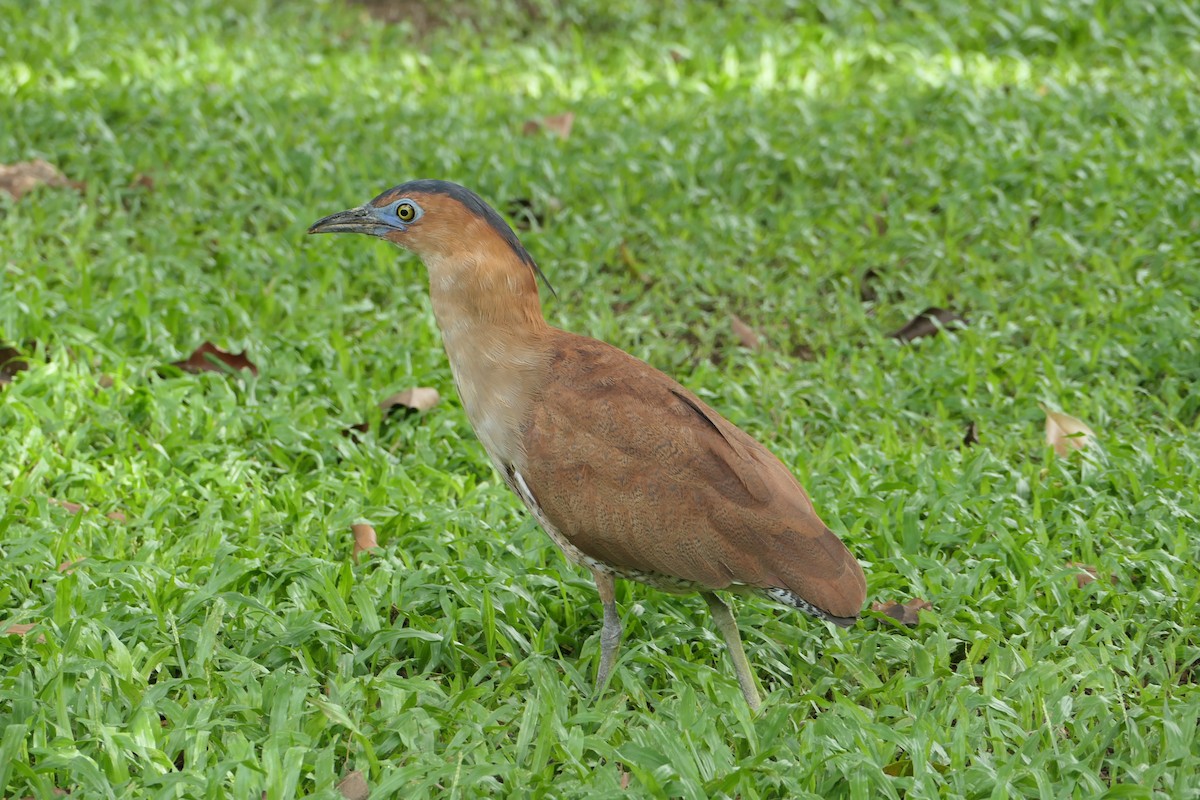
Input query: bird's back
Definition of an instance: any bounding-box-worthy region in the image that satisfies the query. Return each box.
[519,329,866,621]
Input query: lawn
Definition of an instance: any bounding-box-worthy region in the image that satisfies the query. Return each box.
[2,0,1199,797]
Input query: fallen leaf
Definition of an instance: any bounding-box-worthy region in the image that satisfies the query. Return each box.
[380,387,440,415]
[522,112,574,139]
[889,307,967,343]
[352,523,378,563]
[871,598,932,626]
[1,344,29,385]
[170,342,259,376]
[49,498,127,522]
[1040,404,1097,457]
[4,623,46,643]
[730,315,761,350]
[963,421,979,448]
[336,770,369,800]
[345,388,440,435]
[1067,562,1116,588]
[0,159,84,200]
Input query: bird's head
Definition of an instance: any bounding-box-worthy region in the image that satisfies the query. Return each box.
[308,179,554,296]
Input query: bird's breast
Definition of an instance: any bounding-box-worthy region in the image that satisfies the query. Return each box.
[437,324,544,472]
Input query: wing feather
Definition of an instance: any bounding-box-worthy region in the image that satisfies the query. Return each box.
[520,333,866,618]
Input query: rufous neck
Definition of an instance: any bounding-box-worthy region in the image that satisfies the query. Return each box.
[427,253,544,330]
[423,251,551,465]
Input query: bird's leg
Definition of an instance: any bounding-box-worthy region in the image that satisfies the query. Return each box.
[702,592,762,711]
[592,569,622,696]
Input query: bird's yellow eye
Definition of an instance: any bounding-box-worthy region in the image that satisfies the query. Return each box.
[396,201,416,222]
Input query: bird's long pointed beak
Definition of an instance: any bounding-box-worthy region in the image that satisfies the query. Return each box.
[307,205,403,237]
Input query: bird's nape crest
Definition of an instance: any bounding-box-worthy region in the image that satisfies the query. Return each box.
[387,179,556,297]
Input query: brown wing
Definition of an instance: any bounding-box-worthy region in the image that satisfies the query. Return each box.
[520,332,866,619]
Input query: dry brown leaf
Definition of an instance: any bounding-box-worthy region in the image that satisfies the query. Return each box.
[522,112,574,139]
[871,598,932,626]
[889,307,967,343]
[0,159,84,200]
[380,387,440,414]
[49,498,84,514]
[963,421,979,448]
[1067,562,1116,588]
[1071,563,1098,588]
[171,342,259,376]
[1,344,29,386]
[730,315,761,350]
[1040,404,1097,457]
[49,498,126,522]
[4,623,46,643]
[352,523,379,563]
[345,388,440,435]
[336,770,370,800]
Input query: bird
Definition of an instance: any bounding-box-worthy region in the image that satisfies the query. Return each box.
[308,180,867,709]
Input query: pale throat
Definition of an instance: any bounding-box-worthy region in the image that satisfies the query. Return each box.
[424,253,549,469]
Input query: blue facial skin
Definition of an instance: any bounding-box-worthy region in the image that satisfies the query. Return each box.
[308,198,424,238]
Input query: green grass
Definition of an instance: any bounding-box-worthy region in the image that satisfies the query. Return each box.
[2,0,1199,797]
